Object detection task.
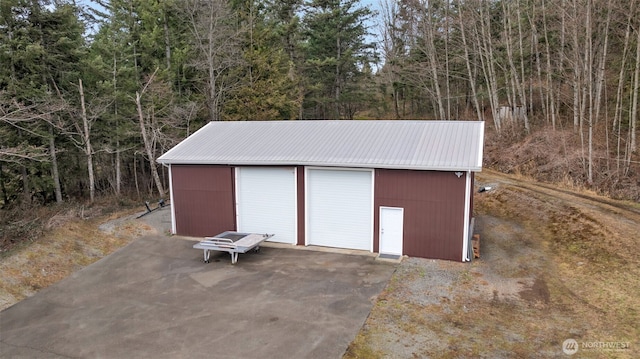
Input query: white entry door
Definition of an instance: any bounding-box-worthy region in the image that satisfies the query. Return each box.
[379,207,403,256]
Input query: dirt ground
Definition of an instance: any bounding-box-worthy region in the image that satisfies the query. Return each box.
[345,169,639,358]
[1,172,638,358]
[0,207,163,312]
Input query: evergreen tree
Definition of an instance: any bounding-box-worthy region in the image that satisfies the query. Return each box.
[89,0,198,197]
[301,0,377,119]
[223,0,300,120]
[0,0,86,204]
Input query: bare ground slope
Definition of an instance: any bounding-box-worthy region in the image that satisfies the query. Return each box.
[345,169,639,358]
[0,207,166,311]
[1,173,638,358]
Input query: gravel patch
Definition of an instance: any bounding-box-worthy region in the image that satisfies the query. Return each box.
[397,258,465,307]
[98,205,172,236]
[347,211,564,358]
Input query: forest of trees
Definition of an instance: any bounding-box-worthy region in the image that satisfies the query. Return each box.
[1,0,639,208]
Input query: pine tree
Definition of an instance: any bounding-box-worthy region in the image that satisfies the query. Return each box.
[0,0,85,204]
[301,0,377,119]
[223,0,301,120]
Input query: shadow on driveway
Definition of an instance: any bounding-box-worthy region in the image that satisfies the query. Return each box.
[0,236,396,358]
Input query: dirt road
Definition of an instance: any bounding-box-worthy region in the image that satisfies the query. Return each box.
[346,169,639,358]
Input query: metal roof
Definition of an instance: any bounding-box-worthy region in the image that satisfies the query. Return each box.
[157,120,485,171]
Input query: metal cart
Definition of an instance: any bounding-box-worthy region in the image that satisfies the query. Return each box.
[193,231,274,264]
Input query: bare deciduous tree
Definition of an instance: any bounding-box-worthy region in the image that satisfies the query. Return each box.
[0,97,65,203]
[185,0,242,122]
[135,70,165,197]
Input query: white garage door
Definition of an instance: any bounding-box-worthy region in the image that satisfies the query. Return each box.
[306,168,373,251]
[236,167,296,244]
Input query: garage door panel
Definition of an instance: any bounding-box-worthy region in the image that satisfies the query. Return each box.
[237,167,296,244]
[307,169,372,251]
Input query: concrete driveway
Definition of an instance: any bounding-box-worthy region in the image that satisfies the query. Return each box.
[0,236,395,358]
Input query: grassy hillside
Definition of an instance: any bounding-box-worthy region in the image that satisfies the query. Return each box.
[0,204,152,311]
[345,169,639,358]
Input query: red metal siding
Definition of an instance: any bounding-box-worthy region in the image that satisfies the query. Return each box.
[171,165,235,237]
[470,172,475,224]
[374,169,467,261]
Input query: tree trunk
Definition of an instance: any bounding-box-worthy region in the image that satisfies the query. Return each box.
[116,140,121,196]
[593,1,611,126]
[136,90,165,197]
[207,2,219,122]
[477,2,501,132]
[335,33,342,119]
[163,9,171,70]
[515,0,530,132]
[558,0,567,129]
[133,154,140,199]
[0,163,8,206]
[420,3,445,120]
[444,1,452,119]
[541,0,557,129]
[394,87,400,119]
[21,164,29,203]
[581,0,592,181]
[112,54,122,196]
[49,125,62,203]
[613,10,633,176]
[503,1,529,133]
[529,5,547,125]
[457,1,482,122]
[78,79,95,202]
[571,0,581,131]
[631,18,640,155]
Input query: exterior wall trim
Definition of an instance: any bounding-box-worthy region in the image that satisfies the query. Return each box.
[293,167,298,245]
[462,170,472,261]
[234,167,240,230]
[296,166,305,245]
[168,164,176,234]
[370,169,375,252]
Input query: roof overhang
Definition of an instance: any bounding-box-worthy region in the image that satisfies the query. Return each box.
[157,120,485,172]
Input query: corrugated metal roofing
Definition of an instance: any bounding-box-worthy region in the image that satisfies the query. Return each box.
[157,120,485,171]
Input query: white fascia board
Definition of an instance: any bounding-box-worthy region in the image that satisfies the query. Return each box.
[476,122,485,169]
[154,160,482,172]
[156,122,214,164]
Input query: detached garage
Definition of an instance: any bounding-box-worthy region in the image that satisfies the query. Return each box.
[158,120,484,262]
